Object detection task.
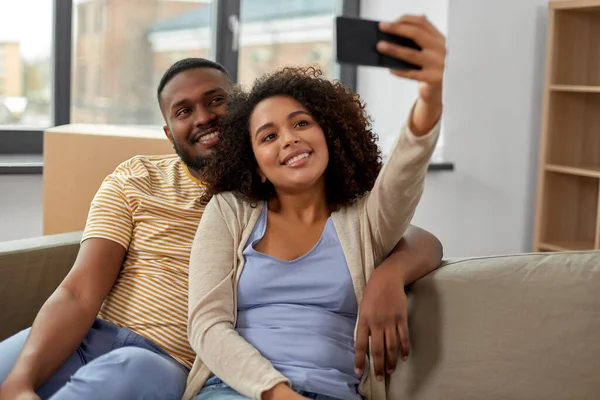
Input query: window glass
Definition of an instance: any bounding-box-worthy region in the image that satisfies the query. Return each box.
[237,0,342,86]
[71,0,214,125]
[0,0,53,127]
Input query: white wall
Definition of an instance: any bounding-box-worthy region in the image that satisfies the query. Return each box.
[0,175,43,242]
[358,0,548,257]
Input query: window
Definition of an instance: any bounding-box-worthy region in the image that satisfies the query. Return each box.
[148,0,357,88]
[76,65,86,100]
[72,0,214,125]
[237,0,342,86]
[3,0,359,156]
[0,0,53,129]
[94,2,105,33]
[78,4,87,35]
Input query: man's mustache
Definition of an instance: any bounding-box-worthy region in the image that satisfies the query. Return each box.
[190,123,220,143]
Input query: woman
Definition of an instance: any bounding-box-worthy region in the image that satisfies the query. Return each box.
[185,16,446,400]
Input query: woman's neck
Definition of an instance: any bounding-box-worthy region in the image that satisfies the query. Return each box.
[268,188,330,224]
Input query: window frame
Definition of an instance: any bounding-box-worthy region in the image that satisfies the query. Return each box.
[1,0,360,156]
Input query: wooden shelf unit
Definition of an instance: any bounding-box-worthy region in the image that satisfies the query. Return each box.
[534,0,600,252]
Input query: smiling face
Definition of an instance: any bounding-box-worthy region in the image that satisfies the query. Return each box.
[249,95,329,195]
[160,67,232,171]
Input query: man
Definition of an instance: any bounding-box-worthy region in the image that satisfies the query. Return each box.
[0,17,444,400]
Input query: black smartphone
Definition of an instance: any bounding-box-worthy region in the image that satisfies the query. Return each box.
[335,16,422,70]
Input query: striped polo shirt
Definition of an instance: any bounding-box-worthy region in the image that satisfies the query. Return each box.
[82,154,205,368]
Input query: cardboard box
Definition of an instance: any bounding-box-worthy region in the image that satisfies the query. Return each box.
[43,124,173,235]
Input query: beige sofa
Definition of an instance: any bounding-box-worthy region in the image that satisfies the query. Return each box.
[1,233,599,399]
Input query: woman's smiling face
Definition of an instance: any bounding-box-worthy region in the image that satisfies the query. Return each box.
[249,95,329,195]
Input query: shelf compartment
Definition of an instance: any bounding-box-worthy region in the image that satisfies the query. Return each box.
[545,91,600,170]
[539,171,598,251]
[552,8,600,86]
[538,240,592,252]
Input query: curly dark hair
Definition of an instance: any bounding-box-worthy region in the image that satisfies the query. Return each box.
[200,66,382,207]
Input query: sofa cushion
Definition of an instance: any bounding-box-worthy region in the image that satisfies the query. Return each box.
[389,251,600,400]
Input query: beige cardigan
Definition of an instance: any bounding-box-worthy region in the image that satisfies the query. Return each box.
[184,118,441,400]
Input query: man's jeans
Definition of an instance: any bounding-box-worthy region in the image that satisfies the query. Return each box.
[0,318,189,400]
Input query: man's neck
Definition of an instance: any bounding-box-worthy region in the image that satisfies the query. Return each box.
[184,164,206,185]
[189,167,205,181]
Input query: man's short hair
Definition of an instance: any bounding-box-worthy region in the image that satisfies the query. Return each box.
[157,58,231,105]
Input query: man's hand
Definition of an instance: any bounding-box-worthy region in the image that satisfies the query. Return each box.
[354,263,409,382]
[376,15,446,135]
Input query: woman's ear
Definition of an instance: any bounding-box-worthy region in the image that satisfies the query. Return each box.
[257,168,267,183]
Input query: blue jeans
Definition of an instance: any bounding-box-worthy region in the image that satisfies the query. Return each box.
[0,318,189,400]
[194,377,344,400]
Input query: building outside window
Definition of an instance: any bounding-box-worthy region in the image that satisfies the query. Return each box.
[0,0,52,128]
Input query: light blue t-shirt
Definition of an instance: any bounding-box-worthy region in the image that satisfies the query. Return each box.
[236,204,362,400]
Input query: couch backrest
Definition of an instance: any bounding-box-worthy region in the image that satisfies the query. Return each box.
[389,251,600,400]
[0,232,82,340]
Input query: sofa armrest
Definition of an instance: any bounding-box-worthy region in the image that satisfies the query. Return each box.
[0,231,82,340]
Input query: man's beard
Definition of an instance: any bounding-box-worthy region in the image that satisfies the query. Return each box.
[173,140,208,172]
